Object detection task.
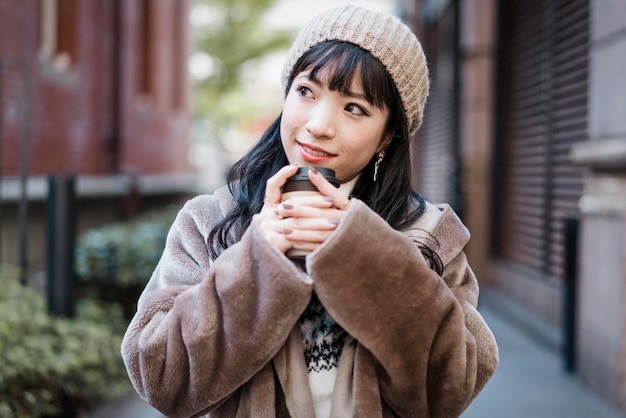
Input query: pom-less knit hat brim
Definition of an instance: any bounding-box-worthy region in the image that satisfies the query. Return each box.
[281,5,430,134]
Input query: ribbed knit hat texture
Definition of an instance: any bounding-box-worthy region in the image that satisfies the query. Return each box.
[281,5,429,133]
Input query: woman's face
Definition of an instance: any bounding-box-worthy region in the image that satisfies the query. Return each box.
[280,68,392,183]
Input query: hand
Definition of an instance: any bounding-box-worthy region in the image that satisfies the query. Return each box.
[307,166,351,211]
[255,165,299,253]
[279,166,351,253]
[255,166,351,254]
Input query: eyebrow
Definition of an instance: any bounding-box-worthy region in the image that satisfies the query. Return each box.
[296,73,369,102]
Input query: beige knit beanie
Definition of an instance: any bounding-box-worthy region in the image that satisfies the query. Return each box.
[281,5,429,134]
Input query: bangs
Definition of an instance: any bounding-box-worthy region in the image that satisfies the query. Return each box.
[288,41,398,112]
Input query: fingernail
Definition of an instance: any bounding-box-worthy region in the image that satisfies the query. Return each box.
[282,203,293,210]
[323,196,334,202]
[309,166,319,174]
[328,219,340,225]
[282,229,293,235]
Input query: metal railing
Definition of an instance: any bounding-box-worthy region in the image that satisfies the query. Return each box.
[0,58,31,285]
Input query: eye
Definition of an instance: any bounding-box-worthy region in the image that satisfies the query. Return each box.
[345,103,368,116]
[297,85,313,98]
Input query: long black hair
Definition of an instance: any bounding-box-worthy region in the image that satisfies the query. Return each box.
[208,41,442,274]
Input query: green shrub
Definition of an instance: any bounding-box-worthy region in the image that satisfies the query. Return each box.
[75,207,178,288]
[75,206,179,318]
[0,265,131,418]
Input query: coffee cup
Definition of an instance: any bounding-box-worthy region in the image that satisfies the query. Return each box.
[281,166,340,259]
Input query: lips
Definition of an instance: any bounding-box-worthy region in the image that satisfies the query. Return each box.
[302,145,331,157]
[298,142,335,158]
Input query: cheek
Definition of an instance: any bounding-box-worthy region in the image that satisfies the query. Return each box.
[346,130,383,157]
[281,94,308,137]
[279,107,298,163]
[336,139,378,176]
[280,100,294,132]
[282,91,299,117]
[279,120,290,156]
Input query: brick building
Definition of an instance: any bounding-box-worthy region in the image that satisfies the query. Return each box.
[0,0,192,275]
[403,0,626,411]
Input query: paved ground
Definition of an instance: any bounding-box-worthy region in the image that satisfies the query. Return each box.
[89,289,626,418]
[86,390,164,418]
[462,290,626,418]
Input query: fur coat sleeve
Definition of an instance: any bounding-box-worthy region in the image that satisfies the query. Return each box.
[121,193,315,417]
[120,190,498,418]
[309,199,498,417]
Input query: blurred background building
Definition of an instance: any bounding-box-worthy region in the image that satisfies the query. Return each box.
[405,0,626,411]
[0,0,192,281]
[1,0,626,413]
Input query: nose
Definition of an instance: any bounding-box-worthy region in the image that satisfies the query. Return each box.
[305,101,336,139]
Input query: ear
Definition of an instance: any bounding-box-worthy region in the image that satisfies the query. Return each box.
[376,131,393,153]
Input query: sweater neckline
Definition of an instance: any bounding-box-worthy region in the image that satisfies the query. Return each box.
[338,176,359,198]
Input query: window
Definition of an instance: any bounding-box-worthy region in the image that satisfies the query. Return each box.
[138,0,153,97]
[494,0,588,281]
[39,0,77,71]
[171,0,186,110]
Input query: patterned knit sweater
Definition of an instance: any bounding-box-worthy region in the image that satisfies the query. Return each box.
[299,293,346,416]
[299,178,356,417]
[300,293,346,373]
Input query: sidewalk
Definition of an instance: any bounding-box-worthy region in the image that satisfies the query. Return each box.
[87,390,164,418]
[462,289,626,418]
[91,290,626,418]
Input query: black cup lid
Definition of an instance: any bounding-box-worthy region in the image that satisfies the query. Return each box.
[281,166,340,193]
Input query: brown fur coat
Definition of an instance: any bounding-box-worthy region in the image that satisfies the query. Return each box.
[121,186,498,417]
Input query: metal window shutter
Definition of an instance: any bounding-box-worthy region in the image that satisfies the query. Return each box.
[548,0,588,279]
[496,0,588,280]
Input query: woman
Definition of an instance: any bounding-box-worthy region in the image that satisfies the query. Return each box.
[121,5,498,418]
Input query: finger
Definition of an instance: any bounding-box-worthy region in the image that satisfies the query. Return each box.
[285,228,336,247]
[266,230,294,253]
[308,167,350,210]
[254,214,294,253]
[283,217,340,230]
[264,165,299,205]
[280,203,342,221]
[288,240,321,253]
[279,196,335,213]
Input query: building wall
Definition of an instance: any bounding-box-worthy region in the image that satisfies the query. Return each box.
[39,1,117,175]
[0,0,193,273]
[1,1,40,174]
[570,0,626,408]
[458,0,495,283]
[408,0,626,411]
[118,0,190,175]
[0,0,190,177]
[404,0,496,283]
[1,1,115,175]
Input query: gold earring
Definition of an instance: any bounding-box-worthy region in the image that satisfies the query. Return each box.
[373,149,386,182]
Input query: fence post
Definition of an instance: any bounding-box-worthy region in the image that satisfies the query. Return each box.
[563,215,579,373]
[46,175,76,317]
